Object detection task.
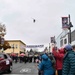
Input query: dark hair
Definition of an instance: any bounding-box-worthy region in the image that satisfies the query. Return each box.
[72,45,75,49]
[64,48,67,50]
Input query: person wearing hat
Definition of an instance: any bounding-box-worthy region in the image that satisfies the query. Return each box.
[62,44,75,75]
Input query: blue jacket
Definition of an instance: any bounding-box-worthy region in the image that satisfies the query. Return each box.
[38,54,54,75]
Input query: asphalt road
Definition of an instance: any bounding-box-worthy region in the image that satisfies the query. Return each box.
[3,62,38,75]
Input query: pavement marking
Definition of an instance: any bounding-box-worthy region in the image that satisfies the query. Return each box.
[20,68,31,73]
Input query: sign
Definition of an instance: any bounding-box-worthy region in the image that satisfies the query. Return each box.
[20,68,31,73]
[62,17,69,29]
[0,37,4,45]
[26,45,44,48]
[1,38,4,45]
[51,36,56,43]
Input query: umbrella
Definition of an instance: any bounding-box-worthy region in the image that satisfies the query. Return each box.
[11,53,16,56]
[20,53,25,56]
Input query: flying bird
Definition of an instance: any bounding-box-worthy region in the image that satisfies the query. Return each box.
[33,18,36,23]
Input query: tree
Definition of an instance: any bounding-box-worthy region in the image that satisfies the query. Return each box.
[0,41,11,50]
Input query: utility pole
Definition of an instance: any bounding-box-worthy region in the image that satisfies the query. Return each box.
[12,44,15,53]
[49,43,50,53]
[68,14,73,44]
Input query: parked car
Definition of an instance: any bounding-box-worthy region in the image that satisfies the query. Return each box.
[0,53,13,74]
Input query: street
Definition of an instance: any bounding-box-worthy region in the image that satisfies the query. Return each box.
[3,62,38,75]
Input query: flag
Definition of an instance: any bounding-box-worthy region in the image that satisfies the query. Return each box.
[26,45,44,48]
[62,17,69,29]
[51,36,56,43]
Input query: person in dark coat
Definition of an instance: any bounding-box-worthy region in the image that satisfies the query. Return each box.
[24,54,27,63]
[15,54,18,63]
[62,44,75,75]
[38,54,54,75]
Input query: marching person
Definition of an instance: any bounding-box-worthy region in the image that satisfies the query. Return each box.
[24,54,27,63]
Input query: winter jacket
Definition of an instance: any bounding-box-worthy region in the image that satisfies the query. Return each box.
[52,48,65,70]
[38,54,54,75]
[62,50,75,75]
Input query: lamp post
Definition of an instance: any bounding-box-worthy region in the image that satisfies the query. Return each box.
[49,43,50,53]
[68,14,73,44]
[12,44,15,53]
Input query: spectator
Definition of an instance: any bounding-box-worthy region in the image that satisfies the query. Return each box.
[52,47,65,75]
[62,44,75,75]
[38,54,54,75]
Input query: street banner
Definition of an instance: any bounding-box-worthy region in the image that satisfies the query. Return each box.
[26,45,44,48]
[62,17,69,29]
[50,36,56,43]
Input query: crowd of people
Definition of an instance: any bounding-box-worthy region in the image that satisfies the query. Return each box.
[9,52,39,63]
[8,44,75,75]
[36,44,75,75]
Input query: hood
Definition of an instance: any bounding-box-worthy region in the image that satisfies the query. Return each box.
[64,44,72,51]
[42,54,48,60]
[59,48,65,54]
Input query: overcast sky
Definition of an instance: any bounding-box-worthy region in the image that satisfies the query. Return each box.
[0,0,75,50]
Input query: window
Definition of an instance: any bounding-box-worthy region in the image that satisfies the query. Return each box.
[60,39,63,47]
[64,39,67,44]
[16,44,18,49]
[11,44,14,48]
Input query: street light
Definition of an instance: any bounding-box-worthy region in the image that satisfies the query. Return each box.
[68,14,73,44]
[12,44,15,53]
[49,43,50,53]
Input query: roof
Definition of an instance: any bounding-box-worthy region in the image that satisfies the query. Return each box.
[6,40,26,46]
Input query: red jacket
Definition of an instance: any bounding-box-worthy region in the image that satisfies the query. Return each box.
[52,47,65,70]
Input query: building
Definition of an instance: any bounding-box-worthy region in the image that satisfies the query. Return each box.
[70,30,75,45]
[56,29,68,48]
[4,40,26,54]
[56,29,75,48]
